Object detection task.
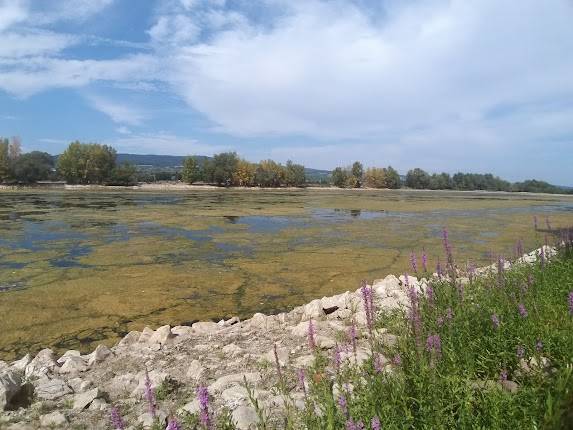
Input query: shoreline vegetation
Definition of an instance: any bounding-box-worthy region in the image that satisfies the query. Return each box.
[1,229,572,428]
[1,138,571,194]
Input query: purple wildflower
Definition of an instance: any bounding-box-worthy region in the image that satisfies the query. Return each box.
[569,291,573,315]
[110,406,125,430]
[308,318,316,350]
[426,286,435,306]
[392,354,402,366]
[425,334,442,356]
[144,370,157,418]
[408,286,422,346]
[196,386,212,430]
[446,307,453,322]
[536,339,543,352]
[166,418,181,430]
[422,249,428,272]
[437,316,444,327]
[500,370,508,382]
[491,313,500,329]
[371,416,381,430]
[518,303,528,318]
[333,344,342,371]
[436,258,443,279]
[361,281,375,335]
[346,419,365,430]
[442,227,454,271]
[373,354,384,374]
[338,395,348,416]
[516,345,525,359]
[410,251,418,273]
[297,368,307,398]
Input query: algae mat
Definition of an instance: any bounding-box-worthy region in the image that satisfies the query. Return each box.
[0,189,572,360]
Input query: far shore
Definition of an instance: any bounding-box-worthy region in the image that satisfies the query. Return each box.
[0,182,572,198]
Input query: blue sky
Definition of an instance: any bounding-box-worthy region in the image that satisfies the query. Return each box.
[0,0,572,184]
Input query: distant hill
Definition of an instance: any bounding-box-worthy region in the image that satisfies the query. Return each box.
[116,153,331,177]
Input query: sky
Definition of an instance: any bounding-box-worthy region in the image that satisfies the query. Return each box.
[0,0,572,184]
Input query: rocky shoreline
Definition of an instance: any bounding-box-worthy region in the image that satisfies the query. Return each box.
[0,246,554,429]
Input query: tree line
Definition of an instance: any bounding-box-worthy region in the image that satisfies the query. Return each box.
[1,138,569,193]
[181,152,306,187]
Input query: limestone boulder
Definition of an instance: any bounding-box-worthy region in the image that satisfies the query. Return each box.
[0,369,22,410]
[25,349,57,379]
[34,378,71,401]
[39,411,67,427]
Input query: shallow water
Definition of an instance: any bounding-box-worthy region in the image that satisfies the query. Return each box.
[0,189,572,359]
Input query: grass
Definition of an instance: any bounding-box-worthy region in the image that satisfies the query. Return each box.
[111,230,573,429]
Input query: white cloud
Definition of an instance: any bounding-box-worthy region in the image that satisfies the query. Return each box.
[86,95,147,126]
[30,0,114,24]
[148,14,200,46]
[0,0,28,31]
[0,30,78,57]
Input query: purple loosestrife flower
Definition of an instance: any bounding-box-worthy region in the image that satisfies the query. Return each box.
[308,318,317,350]
[166,418,181,430]
[371,416,381,430]
[446,307,453,322]
[436,258,443,279]
[410,251,418,273]
[500,370,508,382]
[333,344,342,372]
[408,286,422,346]
[297,368,307,398]
[422,248,428,272]
[568,291,573,315]
[374,354,383,374]
[144,370,157,418]
[346,419,365,430]
[437,316,444,327]
[361,282,375,335]
[426,286,435,307]
[491,313,500,329]
[516,345,525,359]
[392,354,402,366]
[110,406,125,430]
[518,303,528,318]
[196,386,212,430]
[425,334,442,355]
[338,395,348,416]
[442,227,454,271]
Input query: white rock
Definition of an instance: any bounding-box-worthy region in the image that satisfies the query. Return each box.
[148,325,174,347]
[192,321,221,335]
[39,411,67,427]
[34,378,71,400]
[209,372,261,393]
[117,331,140,347]
[59,356,88,374]
[232,405,258,430]
[138,327,155,343]
[181,399,200,414]
[260,346,289,366]
[86,344,112,366]
[186,360,206,381]
[302,299,323,321]
[294,355,315,368]
[171,326,193,337]
[222,343,244,357]
[56,350,80,365]
[10,354,31,372]
[131,370,168,399]
[138,410,167,428]
[73,387,100,410]
[88,398,107,411]
[25,349,57,379]
[0,369,22,410]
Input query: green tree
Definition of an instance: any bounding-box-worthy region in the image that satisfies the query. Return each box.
[284,160,306,187]
[384,166,401,189]
[204,152,239,186]
[233,159,257,186]
[181,157,201,184]
[406,168,431,189]
[351,161,363,188]
[331,167,348,187]
[107,163,137,186]
[429,172,452,190]
[255,159,285,187]
[11,151,54,183]
[0,138,10,182]
[57,141,117,184]
[364,167,386,188]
